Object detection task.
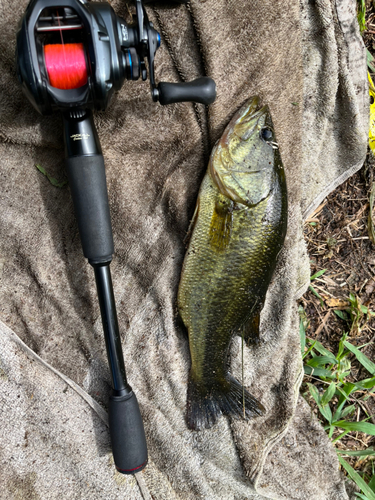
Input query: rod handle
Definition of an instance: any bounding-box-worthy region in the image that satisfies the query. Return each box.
[109,390,148,474]
[65,154,114,264]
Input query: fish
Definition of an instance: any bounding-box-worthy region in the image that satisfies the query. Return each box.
[177,96,288,430]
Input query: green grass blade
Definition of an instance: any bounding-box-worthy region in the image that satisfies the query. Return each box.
[307,383,332,423]
[310,269,327,280]
[368,475,375,492]
[332,430,350,443]
[305,356,337,367]
[354,377,375,390]
[357,0,366,33]
[335,310,348,321]
[337,448,375,457]
[302,340,317,360]
[35,164,67,188]
[321,382,336,406]
[307,383,320,405]
[333,420,375,435]
[356,493,371,500]
[299,307,306,356]
[338,455,375,500]
[340,404,356,419]
[337,333,349,360]
[304,365,336,379]
[307,338,337,361]
[368,49,375,73]
[343,341,375,375]
[309,285,324,307]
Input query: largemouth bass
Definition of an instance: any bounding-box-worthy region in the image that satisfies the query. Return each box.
[177,97,288,430]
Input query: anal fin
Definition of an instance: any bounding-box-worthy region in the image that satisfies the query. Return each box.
[242,313,261,346]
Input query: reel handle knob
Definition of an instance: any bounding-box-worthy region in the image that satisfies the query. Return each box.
[157,77,216,105]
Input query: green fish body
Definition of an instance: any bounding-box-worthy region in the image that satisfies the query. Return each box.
[177,97,288,430]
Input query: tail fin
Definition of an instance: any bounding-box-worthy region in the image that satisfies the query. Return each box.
[186,374,265,431]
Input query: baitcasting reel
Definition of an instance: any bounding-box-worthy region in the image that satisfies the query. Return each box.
[16,0,216,475]
[17,0,216,114]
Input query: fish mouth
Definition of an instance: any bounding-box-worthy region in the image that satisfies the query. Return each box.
[221,97,271,144]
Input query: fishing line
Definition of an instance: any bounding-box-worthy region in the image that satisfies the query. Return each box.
[44,43,87,89]
[44,9,88,90]
[242,325,245,418]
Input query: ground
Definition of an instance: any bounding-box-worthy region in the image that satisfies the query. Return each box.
[298,2,375,483]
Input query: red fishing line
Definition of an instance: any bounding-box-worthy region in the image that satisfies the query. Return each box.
[44,43,88,90]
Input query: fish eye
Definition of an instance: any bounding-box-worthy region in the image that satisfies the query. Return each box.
[260,127,273,142]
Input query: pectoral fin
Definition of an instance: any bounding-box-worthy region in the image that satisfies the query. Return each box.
[209,199,233,250]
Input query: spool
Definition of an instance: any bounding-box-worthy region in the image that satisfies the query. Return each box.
[44,43,88,90]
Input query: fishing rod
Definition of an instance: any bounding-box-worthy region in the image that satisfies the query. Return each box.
[16,0,216,474]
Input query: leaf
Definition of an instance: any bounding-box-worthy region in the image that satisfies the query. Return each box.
[326,298,349,308]
[35,164,67,188]
[332,430,350,443]
[304,365,335,379]
[357,0,366,33]
[305,356,336,368]
[340,404,356,419]
[310,269,327,281]
[368,50,375,73]
[319,403,332,423]
[369,475,375,493]
[338,455,375,500]
[337,448,375,457]
[309,285,324,307]
[299,306,307,356]
[307,383,321,405]
[335,310,349,320]
[353,376,375,390]
[356,493,372,500]
[307,383,332,423]
[333,420,375,436]
[343,341,375,375]
[337,333,349,360]
[321,382,336,406]
[307,338,337,361]
[360,305,369,314]
[302,340,317,360]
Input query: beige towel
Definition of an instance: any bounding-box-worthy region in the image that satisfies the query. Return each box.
[0,0,367,498]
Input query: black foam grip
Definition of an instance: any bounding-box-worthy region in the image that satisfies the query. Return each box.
[158,77,216,105]
[65,154,114,264]
[109,391,148,474]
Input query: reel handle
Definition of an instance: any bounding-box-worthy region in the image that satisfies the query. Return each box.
[157,77,216,105]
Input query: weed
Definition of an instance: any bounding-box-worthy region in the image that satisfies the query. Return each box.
[299,306,375,497]
[334,293,375,335]
[357,0,366,33]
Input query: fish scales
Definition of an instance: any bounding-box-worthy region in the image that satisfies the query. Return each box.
[178,97,288,430]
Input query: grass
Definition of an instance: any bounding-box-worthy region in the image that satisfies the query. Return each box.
[358,0,366,34]
[299,1,375,496]
[300,292,375,498]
